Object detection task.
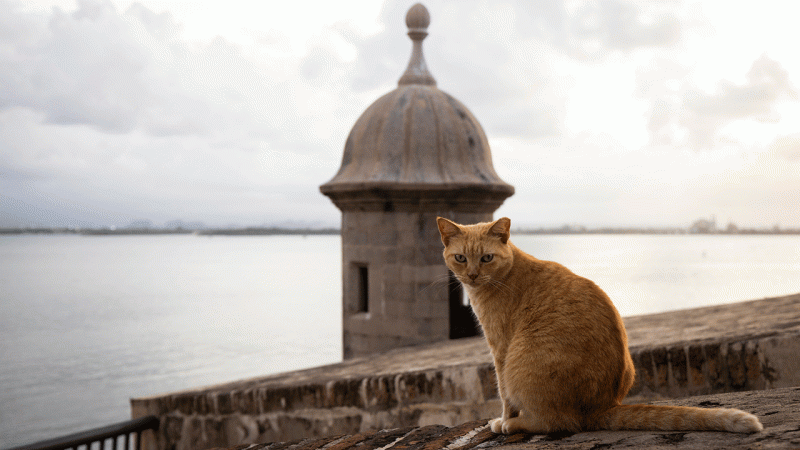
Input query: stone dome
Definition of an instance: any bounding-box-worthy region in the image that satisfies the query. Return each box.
[320,3,514,210]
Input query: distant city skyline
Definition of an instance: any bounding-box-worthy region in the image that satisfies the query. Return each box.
[2,1,799,230]
[5,215,799,236]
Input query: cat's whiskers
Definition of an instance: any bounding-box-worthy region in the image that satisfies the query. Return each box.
[419,272,462,296]
[483,277,517,296]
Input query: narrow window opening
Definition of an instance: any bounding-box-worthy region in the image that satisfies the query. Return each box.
[356,264,369,313]
[448,271,480,339]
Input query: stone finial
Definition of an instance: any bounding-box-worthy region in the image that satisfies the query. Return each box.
[398,3,436,86]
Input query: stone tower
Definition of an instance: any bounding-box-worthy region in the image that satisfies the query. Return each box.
[320,3,514,359]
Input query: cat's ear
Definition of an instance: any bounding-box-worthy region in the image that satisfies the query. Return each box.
[489,217,511,243]
[437,217,462,246]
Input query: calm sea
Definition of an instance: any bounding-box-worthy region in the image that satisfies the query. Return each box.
[1,233,798,448]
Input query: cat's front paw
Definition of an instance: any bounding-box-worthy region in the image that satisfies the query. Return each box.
[501,417,523,434]
[489,417,505,434]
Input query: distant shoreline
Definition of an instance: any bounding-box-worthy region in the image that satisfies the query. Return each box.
[2,227,799,236]
[0,227,340,236]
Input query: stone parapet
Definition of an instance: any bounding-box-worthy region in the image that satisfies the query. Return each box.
[214,387,800,450]
[131,294,800,450]
[624,293,800,399]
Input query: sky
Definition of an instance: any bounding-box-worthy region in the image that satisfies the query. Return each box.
[1,0,799,229]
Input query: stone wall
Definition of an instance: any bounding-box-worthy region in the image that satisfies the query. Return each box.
[213,388,800,450]
[131,294,800,450]
[340,209,491,357]
[342,208,491,358]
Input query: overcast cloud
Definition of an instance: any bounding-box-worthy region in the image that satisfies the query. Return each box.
[1,0,798,229]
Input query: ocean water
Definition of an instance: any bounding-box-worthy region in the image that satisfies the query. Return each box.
[1,233,798,448]
[0,235,342,449]
[511,234,800,317]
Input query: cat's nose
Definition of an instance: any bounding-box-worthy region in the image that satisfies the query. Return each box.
[468,273,478,281]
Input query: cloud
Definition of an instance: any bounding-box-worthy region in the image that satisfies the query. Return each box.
[1,1,151,133]
[509,0,681,60]
[345,0,683,142]
[0,0,349,145]
[639,54,798,149]
[2,0,798,229]
[0,110,342,228]
[0,0,356,227]
[769,133,800,162]
[690,55,797,118]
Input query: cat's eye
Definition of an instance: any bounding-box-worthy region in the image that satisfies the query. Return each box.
[454,254,466,263]
[481,254,494,263]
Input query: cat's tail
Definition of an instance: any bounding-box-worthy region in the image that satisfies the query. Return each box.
[597,404,763,433]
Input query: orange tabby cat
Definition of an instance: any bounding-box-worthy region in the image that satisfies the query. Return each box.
[437,216,763,434]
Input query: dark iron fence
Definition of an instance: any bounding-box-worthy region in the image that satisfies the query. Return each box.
[7,415,159,450]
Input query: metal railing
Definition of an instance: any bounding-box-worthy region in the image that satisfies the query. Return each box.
[7,416,159,450]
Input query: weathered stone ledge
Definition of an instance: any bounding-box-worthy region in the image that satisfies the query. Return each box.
[132,294,800,449]
[215,387,800,449]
